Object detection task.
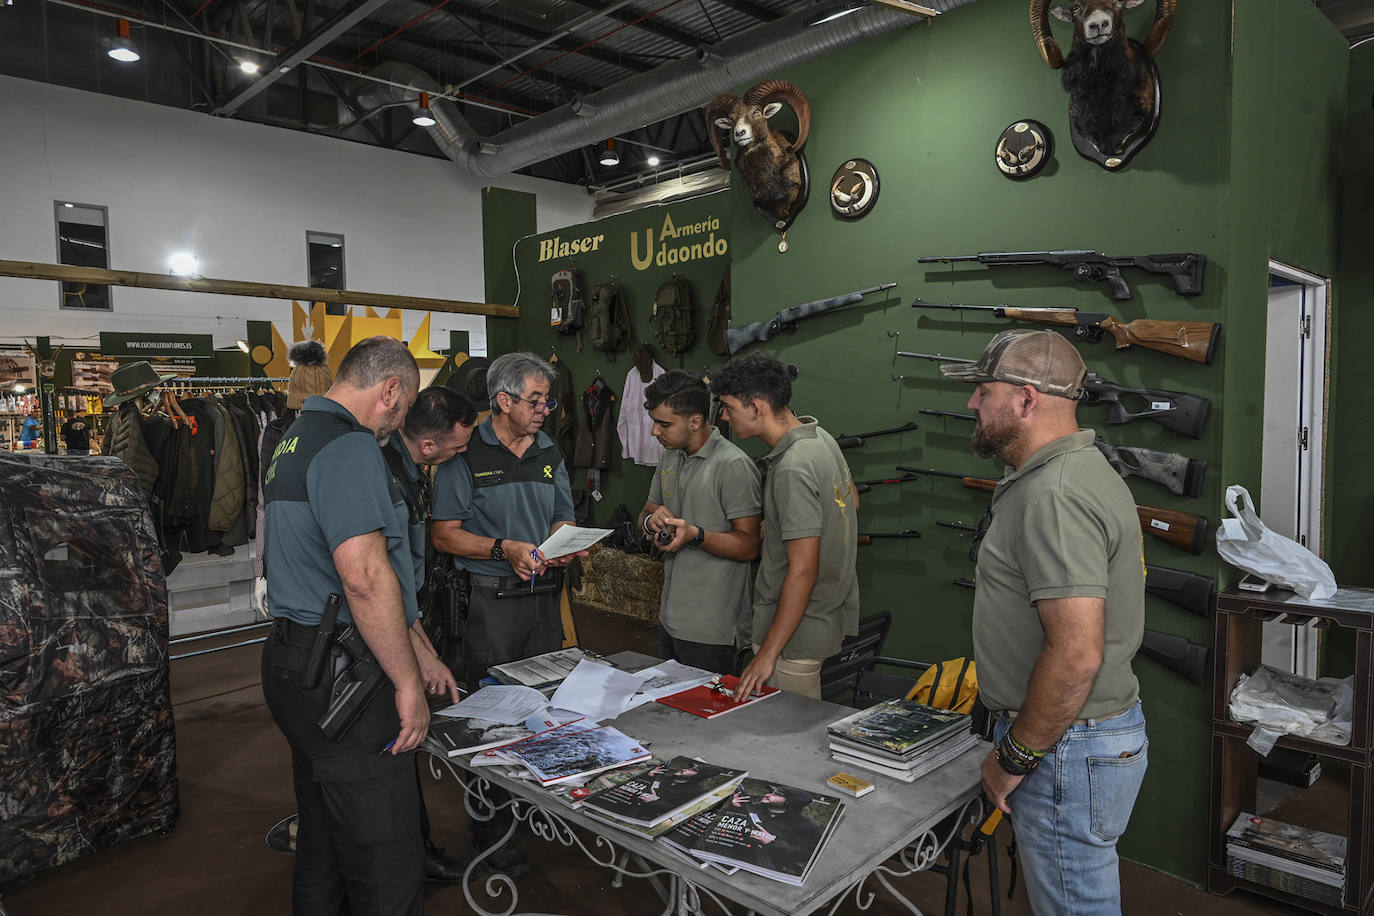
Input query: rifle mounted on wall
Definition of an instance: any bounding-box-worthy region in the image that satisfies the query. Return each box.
[835,420,918,450]
[725,283,897,355]
[917,250,1206,300]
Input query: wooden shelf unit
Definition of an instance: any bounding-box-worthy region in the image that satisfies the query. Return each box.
[1209,585,1374,914]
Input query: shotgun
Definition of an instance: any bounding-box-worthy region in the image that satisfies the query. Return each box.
[917,250,1206,300]
[1144,566,1216,617]
[853,473,922,495]
[857,529,922,545]
[911,297,1220,365]
[1137,629,1209,684]
[835,420,919,450]
[898,350,1211,439]
[899,466,1211,554]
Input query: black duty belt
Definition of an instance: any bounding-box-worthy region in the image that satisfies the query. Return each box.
[271,616,322,649]
[468,568,563,594]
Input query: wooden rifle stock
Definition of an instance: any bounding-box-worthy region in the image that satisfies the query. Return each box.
[1137,505,1211,555]
[996,307,1220,365]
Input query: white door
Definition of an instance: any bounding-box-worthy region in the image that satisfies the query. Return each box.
[1258,262,1329,675]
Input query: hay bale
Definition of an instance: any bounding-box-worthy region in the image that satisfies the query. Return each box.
[572,543,663,622]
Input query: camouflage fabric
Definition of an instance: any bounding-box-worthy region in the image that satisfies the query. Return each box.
[0,453,178,883]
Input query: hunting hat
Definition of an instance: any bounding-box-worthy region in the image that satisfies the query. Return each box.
[938,329,1086,399]
[104,360,179,407]
[286,340,332,410]
[446,355,491,402]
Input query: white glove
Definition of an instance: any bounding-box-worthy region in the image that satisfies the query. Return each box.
[251,576,270,619]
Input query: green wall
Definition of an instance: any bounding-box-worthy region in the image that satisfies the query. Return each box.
[478,0,1349,885]
[507,192,735,521]
[483,186,538,357]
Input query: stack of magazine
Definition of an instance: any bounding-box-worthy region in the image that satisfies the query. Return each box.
[826,698,979,783]
[656,777,846,886]
[476,719,652,787]
[1225,812,1346,906]
[577,756,747,839]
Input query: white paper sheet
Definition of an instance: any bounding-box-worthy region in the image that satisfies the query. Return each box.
[549,658,652,721]
[536,525,615,560]
[622,660,717,710]
[434,684,551,725]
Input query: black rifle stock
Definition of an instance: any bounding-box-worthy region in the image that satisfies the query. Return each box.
[857,529,922,545]
[724,283,897,355]
[318,623,388,741]
[301,593,342,689]
[917,250,1206,300]
[897,351,1211,439]
[910,298,1220,365]
[1094,438,1206,498]
[1137,629,1209,684]
[836,420,919,449]
[1145,565,1216,617]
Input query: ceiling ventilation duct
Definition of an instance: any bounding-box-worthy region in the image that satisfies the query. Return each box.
[358,1,972,178]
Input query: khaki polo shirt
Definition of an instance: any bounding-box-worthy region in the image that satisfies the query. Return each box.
[754,418,860,660]
[649,428,762,646]
[972,429,1145,719]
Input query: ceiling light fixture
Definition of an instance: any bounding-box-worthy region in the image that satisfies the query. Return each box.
[105,19,141,62]
[647,154,661,167]
[169,252,199,276]
[412,92,437,127]
[599,138,620,167]
[239,59,260,74]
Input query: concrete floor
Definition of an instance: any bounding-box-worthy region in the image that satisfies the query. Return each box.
[0,605,1301,916]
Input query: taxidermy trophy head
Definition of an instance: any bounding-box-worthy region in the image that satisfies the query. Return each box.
[706,80,811,234]
[1030,0,1177,169]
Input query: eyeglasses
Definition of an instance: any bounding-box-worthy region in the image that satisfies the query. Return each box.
[505,393,558,413]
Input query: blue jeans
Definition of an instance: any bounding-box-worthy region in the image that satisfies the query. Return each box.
[993,700,1148,916]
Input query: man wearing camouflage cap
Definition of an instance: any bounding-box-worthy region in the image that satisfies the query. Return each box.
[940,329,1147,916]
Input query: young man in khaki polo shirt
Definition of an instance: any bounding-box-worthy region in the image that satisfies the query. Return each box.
[709,352,859,700]
[639,370,762,675]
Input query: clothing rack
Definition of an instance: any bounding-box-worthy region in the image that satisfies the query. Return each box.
[165,377,287,386]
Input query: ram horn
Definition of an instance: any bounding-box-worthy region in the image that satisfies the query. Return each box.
[744,79,811,152]
[1029,0,1064,69]
[704,94,739,171]
[1142,0,1177,58]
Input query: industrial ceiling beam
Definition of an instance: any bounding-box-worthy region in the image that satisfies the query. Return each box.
[211,0,393,115]
[439,2,655,75]
[573,0,702,50]
[707,0,778,22]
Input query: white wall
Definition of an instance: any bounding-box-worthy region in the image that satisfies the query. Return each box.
[0,74,593,355]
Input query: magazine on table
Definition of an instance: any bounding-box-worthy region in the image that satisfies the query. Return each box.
[826,698,971,758]
[426,717,536,757]
[489,647,590,690]
[659,778,846,886]
[831,731,981,783]
[656,675,780,719]
[497,725,651,786]
[582,777,744,840]
[580,756,747,827]
[468,718,593,767]
[549,758,666,804]
[1225,812,1346,879]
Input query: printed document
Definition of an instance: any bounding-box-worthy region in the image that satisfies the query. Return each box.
[537,525,615,560]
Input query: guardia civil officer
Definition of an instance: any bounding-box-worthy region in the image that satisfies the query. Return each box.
[260,336,428,914]
[940,329,1148,915]
[431,350,584,876]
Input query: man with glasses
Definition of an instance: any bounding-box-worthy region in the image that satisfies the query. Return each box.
[431,351,581,876]
[709,352,859,702]
[939,329,1147,916]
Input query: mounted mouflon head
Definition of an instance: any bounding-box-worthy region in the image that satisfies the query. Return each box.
[706,80,811,233]
[1030,0,1177,169]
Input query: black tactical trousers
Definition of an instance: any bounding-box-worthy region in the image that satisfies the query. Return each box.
[262,620,423,916]
[463,580,564,846]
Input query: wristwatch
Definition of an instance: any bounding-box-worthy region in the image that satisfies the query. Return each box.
[686,526,705,549]
[490,538,506,562]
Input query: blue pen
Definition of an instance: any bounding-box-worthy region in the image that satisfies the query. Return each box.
[380,738,396,754]
[529,548,541,592]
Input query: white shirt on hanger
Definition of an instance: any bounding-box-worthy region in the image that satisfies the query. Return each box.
[617,361,666,467]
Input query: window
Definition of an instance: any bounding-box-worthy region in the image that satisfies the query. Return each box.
[55,203,111,310]
[307,231,345,315]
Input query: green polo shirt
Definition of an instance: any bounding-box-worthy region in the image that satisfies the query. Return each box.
[649,427,762,646]
[972,429,1145,719]
[262,396,417,627]
[431,418,575,577]
[754,417,860,660]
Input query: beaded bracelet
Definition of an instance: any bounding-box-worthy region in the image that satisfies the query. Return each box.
[995,729,1046,776]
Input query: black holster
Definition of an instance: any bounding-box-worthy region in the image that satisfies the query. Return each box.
[318,624,387,741]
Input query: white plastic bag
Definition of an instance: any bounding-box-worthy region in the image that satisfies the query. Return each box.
[1216,485,1336,599]
[1229,664,1353,749]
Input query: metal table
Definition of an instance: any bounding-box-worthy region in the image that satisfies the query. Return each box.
[426,652,987,916]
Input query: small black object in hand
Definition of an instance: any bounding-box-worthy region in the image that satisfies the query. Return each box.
[656,528,675,546]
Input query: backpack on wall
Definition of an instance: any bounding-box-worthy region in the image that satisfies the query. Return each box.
[550,267,585,338]
[706,267,731,357]
[907,657,979,715]
[587,280,631,359]
[651,273,694,356]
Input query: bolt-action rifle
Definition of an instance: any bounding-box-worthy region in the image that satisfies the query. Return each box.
[904,466,1211,554]
[853,472,922,495]
[898,350,1211,439]
[918,407,976,422]
[835,420,919,450]
[917,250,1206,300]
[857,529,922,545]
[724,283,897,355]
[910,298,1220,365]
[951,578,1208,683]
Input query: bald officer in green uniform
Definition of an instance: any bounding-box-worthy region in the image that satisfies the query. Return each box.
[261,336,429,915]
